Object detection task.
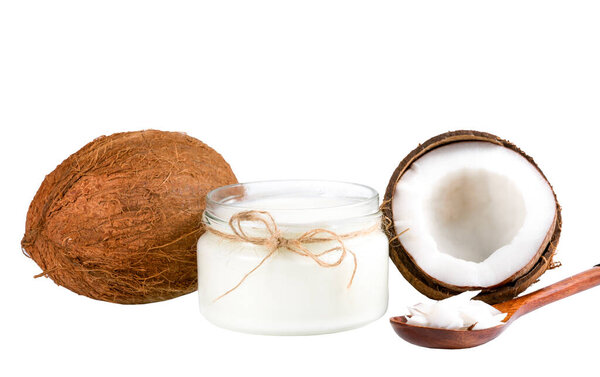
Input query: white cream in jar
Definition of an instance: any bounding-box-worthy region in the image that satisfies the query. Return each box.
[197,180,389,335]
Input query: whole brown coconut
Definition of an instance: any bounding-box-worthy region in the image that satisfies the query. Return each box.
[21,130,237,304]
[382,130,561,304]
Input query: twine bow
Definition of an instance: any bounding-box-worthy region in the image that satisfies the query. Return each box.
[206,210,381,302]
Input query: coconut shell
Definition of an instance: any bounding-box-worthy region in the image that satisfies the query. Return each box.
[21,130,237,304]
[382,130,562,304]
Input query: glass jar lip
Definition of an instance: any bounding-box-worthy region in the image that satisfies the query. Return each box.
[204,179,381,226]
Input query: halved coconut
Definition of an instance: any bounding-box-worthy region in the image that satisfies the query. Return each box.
[383,130,561,304]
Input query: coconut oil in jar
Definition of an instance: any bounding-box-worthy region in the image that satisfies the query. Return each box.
[197,180,389,335]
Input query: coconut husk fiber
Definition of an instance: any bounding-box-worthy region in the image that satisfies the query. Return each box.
[21,130,237,304]
[382,130,562,304]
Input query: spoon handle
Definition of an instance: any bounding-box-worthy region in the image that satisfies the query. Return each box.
[500,265,600,320]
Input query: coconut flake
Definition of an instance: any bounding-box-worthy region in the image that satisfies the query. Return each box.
[406,291,507,330]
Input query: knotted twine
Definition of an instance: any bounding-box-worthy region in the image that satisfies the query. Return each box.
[205,210,382,302]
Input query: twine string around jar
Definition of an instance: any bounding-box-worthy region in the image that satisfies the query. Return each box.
[205,210,384,302]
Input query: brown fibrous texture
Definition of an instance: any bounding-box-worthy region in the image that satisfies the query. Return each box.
[382,130,562,304]
[21,130,237,304]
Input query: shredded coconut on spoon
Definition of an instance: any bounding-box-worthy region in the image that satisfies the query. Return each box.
[406,291,507,330]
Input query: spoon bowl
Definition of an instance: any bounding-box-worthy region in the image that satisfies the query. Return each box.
[390,265,600,349]
[390,316,508,349]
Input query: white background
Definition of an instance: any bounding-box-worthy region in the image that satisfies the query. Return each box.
[1,1,599,376]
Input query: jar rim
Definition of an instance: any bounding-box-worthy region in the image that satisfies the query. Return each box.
[204,179,381,226]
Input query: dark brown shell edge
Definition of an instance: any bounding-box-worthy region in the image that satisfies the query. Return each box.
[382,130,562,304]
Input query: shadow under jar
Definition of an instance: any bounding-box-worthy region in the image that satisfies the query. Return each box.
[197,180,389,335]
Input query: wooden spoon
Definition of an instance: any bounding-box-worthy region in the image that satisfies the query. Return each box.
[390,265,600,349]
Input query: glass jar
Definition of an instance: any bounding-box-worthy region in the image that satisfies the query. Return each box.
[197,180,388,335]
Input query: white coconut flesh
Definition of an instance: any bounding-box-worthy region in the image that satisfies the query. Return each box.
[392,141,556,288]
[406,291,507,330]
